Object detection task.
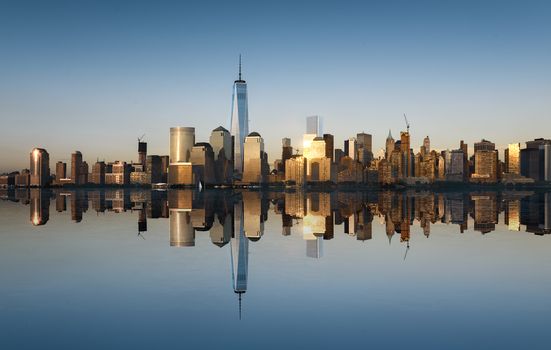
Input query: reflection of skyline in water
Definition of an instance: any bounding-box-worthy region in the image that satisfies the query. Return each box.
[2,188,551,321]
[2,188,551,240]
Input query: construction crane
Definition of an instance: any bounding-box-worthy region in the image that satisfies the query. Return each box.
[403,113,410,133]
[137,134,146,142]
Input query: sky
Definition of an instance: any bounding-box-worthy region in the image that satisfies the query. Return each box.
[0,0,550,172]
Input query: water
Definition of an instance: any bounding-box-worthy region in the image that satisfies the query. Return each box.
[1,188,550,349]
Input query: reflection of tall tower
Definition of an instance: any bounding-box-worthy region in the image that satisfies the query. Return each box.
[30,188,49,226]
[230,55,249,174]
[231,200,248,319]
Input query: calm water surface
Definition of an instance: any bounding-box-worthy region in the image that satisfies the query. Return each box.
[1,189,550,349]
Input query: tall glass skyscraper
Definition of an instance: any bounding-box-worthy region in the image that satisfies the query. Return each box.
[230,55,249,174]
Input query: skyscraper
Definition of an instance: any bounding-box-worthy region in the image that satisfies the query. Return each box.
[71,151,83,185]
[242,132,267,184]
[230,55,249,174]
[385,130,394,160]
[506,143,521,174]
[306,115,322,136]
[30,148,50,187]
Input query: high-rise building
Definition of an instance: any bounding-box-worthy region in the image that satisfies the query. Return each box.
[520,138,551,182]
[71,151,83,185]
[242,132,267,184]
[30,148,50,187]
[460,140,469,180]
[210,126,233,184]
[170,127,195,163]
[80,161,89,184]
[281,138,293,173]
[306,115,322,136]
[138,141,147,169]
[506,143,521,174]
[146,155,163,184]
[385,130,395,160]
[422,136,430,155]
[323,134,334,161]
[105,161,131,185]
[356,133,372,152]
[285,155,307,186]
[190,143,216,185]
[400,132,411,177]
[55,161,67,182]
[169,127,195,186]
[230,56,249,174]
[90,161,106,185]
[472,140,498,183]
[345,137,357,160]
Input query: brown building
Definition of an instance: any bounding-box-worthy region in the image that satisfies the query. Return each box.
[30,148,50,187]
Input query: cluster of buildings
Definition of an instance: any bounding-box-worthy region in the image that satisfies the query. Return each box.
[2,58,551,188]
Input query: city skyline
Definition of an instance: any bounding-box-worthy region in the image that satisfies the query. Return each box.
[1,0,550,173]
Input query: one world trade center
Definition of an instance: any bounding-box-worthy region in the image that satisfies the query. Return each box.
[230,55,249,176]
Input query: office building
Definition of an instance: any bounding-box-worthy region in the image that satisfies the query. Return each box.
[285,155,307,186]
[190,143,216,185]
[520,138,551,182]
[30,148,50,187]
[170,127,195,163]
[71,151,83,185]
[230,56,249,174]
[385,130,394,160]
[105,161,131,185]
[146,155,163,184]
[306,115,322,136]
[400,131,411,177]
[472,140,498,183]
[138,140,147,168]
[505,143,521,174]
[210,126,233,184]
[242,132,268,184]
[169,127,195,186]
[55,161,67,183]
[323,134,334,161]
[90,161,106,185]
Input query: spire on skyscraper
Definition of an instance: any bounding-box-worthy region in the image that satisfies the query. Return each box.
[239,54,242,81]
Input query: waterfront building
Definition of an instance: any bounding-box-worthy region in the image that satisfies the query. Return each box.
[30,148,50,187]
[447,150,465,182]
[146,155,163,184]
[505,143,521,175]
[55,161,67,183]
[472,140,498,183]
[230,56,249,174]
[210,126,233,184]
[169,127,195,186]
[242,132,268,184]
[285,155,307,186]
[138,140,147,168]
[520,138,551,182]
[90,161,106,185]
[15,169,30,187]
[105,161,131,185]
[170,127,195,163]
[71,151,83,185]
[190,143,216,185]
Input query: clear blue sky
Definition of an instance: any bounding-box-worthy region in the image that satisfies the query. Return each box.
[1,0,550,172]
